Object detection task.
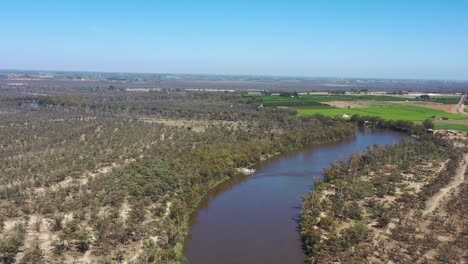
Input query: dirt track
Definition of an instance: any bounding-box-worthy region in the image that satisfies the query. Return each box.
[423,153,467,216]
[455,93,467,115]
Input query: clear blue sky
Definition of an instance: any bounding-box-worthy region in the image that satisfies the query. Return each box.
[1,0,468,80]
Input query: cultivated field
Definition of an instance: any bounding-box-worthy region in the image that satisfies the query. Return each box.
[298,105,467,121]
[245,93,466,132]
[244,93,461,107]
[298,106,468,132]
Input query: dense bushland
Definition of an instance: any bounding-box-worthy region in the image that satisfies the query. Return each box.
[0,89,357,263]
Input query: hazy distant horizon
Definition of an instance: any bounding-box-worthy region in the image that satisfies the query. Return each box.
[2,1,468,80]
[3,67,468,82]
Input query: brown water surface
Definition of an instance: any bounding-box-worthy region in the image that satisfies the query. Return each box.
[184,128,406,264]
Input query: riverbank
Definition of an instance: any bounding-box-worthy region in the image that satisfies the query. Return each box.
[160,120,360,262]
[300,135,466,263]
[183,128,405,264]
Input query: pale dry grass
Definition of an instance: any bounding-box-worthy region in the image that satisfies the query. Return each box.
[322,100,391,108]
[140,118,245,132]
[415,103,458,113]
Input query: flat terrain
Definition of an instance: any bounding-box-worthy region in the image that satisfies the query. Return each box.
[3,70,468,92]
[433,120,468,132]
[301,138,467,263]
[244,93,461,107]
[298,105,468,132]
[0,88,356,264]
[298,105,468,121]
[1,71,466,263]
[246,93,468,132]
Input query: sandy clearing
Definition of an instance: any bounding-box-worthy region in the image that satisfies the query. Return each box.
[15,215,40,263]
[15,217,58,262]
[34,158,136,195]
[126,241,144,264]
[39,218,56,262]
[164,201,172,219]
[140,118,245,132]
[120,198,131,221]
[2,157,133,194]
[77,248,93,264]
[3,219,19,232]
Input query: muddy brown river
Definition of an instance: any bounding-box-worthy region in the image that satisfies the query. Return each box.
[184,128,405,264]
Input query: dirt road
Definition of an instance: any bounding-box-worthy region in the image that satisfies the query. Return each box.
[455,93,467,115]
[423,153,467,216]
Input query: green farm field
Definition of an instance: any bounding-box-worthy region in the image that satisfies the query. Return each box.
[298,105,468,132]
[433,122,468,132]
[297,105,467,121]
[243,94,460,107]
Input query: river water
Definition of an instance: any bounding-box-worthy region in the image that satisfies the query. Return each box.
[184,128,405,264]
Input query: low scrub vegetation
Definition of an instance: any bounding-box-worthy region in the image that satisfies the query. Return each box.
[301,134,466,263]
[0,88,357,263]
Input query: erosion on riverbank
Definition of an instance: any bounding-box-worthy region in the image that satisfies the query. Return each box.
[300,134,467,263]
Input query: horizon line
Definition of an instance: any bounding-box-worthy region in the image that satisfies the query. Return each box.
[1,67,468,83]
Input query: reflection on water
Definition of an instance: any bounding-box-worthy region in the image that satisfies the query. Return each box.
[184,128,406,264]
[192,173,251,218]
